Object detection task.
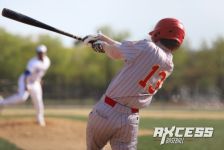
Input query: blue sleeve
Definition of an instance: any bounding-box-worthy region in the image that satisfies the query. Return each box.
[24,70,31,76]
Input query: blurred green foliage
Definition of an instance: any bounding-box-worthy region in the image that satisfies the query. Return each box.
[0,27,223,102]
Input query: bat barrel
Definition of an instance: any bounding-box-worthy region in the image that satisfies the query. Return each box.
[2,8,83,41]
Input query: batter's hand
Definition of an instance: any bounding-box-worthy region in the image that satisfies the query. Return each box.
[92,40,105,53]
[83,35,99,45]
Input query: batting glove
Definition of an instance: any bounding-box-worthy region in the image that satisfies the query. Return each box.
[92,40,105,53]
[83,35,99,45]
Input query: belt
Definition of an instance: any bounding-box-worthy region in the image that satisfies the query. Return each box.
[104,96,139,113]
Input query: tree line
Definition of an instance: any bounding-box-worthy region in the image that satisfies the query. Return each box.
[0,27,223,102]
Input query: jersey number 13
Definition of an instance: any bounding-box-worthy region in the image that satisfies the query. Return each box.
[139,65,167,95]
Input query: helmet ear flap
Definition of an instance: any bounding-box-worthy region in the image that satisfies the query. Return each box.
[154,32,160,38]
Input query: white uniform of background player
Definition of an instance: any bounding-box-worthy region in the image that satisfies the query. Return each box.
[0,45,50,126]
[84,18,185,150]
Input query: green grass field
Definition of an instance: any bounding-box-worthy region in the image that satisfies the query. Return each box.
[138,118,224,150]
[0,138,22,150]
[0,107,224,150]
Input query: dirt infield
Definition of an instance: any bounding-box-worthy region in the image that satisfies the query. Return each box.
[0,118,87,150]
[0,107,223,150]
[0,118,152,150]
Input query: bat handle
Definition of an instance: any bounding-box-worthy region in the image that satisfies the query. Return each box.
[76,36,84,41]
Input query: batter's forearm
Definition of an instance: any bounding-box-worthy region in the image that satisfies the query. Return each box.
[102,43,124,60]
[97,34,123,59]
[99,34,121,45]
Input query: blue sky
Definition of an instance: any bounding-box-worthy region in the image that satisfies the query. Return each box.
[0,0,223,49]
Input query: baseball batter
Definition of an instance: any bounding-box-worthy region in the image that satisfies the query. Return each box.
[84,18,185,150]
[0,45,50,127]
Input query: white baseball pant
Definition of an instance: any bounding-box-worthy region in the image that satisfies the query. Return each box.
[1,74,45,125]
[86,95,139,150]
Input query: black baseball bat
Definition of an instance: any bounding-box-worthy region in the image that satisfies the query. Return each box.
[1,8,83,41]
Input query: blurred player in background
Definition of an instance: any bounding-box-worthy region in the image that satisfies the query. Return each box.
[0,45,50,127]
[84,18,185,149]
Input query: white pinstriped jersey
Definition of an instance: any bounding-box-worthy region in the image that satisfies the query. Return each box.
[105,39,174,109]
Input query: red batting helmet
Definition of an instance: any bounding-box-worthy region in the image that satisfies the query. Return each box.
[149,18,185,49]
